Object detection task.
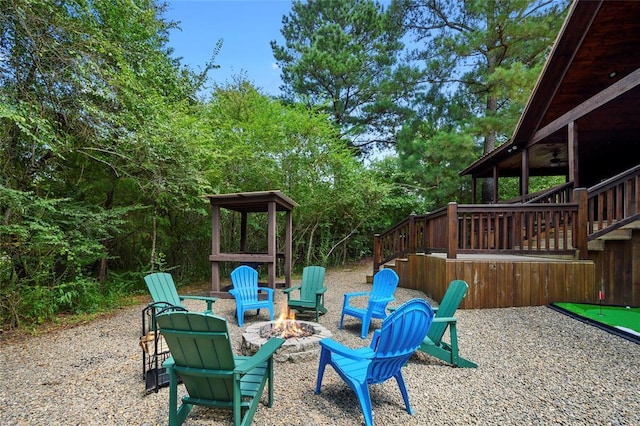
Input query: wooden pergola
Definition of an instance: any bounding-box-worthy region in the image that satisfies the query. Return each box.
[205,190,298,298]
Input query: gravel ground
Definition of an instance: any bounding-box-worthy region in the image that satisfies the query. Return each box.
[1,261,639,425]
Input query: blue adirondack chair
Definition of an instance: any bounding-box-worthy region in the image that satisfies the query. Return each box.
[144,272,216,314]
[316,298,434,426]
[283,265,327,321]
[229,265,275,327]
[339,268,399,338]
[156,311,285,426]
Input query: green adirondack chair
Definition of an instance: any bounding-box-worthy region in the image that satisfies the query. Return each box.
[283,266,327,321]
[419,279,477,368]
[144,272,216,314]
[156,311,285,426]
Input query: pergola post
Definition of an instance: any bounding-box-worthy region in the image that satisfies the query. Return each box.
[211,204,221,293]
[240,212,248,252]
[284,210,292,287]
[267,200,276,289]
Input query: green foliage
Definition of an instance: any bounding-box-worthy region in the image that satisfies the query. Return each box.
[200,79,390,266]
[361,156,420,230]
[497,175,566,201]
[397,0,568,148]
[396,118,480,209]
[0,0,570,330]
[0,185,138,326]
[0,0,211,327]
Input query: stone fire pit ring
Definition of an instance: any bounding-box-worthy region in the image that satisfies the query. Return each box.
[241,320,332,363]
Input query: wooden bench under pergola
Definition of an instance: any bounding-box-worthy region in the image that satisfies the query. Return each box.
[205,190,298,298]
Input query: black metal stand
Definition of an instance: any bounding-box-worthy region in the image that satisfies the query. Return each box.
[141,302,185,393]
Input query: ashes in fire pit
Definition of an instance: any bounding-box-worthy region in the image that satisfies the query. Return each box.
[241,320,332,363]
[260,319,315,339]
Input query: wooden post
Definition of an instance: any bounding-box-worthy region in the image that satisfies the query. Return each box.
[408,214,416,254]
[373,234,381,273]
[521,147,529,197]
[471,178,477,204]
[574,188,588,260]
[240,211,247,252]
[267,200,276,289]
[211,204,221,295]
[447,202,458,259]
[568,121,579,186]
[284,210,292,288]
[493,166,499,203]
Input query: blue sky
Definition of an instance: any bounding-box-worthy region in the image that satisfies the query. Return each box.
[163,0,293,96]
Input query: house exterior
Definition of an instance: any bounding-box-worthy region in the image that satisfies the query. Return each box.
[374,0,640,308]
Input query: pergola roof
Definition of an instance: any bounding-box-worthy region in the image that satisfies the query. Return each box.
[461,0,640,185]
[204,190,298,213]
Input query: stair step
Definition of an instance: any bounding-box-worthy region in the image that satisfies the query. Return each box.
[588,240,605,251]
[621,219,640,230]
[596,229,632,241]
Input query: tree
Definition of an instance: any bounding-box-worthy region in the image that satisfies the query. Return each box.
[396,117,480,209]
[271,0,422,154]
[393,0,569,201]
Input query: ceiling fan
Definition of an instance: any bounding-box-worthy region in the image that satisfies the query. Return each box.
[550,149,566,167]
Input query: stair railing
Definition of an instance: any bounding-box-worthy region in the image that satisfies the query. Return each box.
[587,164,640,239]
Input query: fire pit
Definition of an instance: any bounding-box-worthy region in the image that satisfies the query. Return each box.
[241,319,332,363]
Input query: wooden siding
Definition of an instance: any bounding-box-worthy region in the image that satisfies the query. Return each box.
[392,254,596,309]
[587,230,640,307]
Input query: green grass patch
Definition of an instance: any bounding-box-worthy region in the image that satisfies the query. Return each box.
[550,302,640,344]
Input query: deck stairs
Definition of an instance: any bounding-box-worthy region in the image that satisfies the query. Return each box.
[587,220,640,251]
[514,220,640,252]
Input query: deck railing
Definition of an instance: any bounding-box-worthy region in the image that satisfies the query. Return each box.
[374,197,586,271]
[374,192,587,271]
[373,166,640,272]
[503,182,574,204]
[452,202,582,255]
[524,182,575,204]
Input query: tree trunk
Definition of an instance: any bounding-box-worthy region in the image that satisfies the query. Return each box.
[482,95,498,203]
[306,222,318,264]
[97,183,115,286]
[150,211,157,272]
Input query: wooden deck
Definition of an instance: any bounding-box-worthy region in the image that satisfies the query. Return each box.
[389,253,596,309]
[373,170,640,308]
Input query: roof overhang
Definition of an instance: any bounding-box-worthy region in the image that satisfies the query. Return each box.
[204,190,298,213]
[461,0,640,181]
